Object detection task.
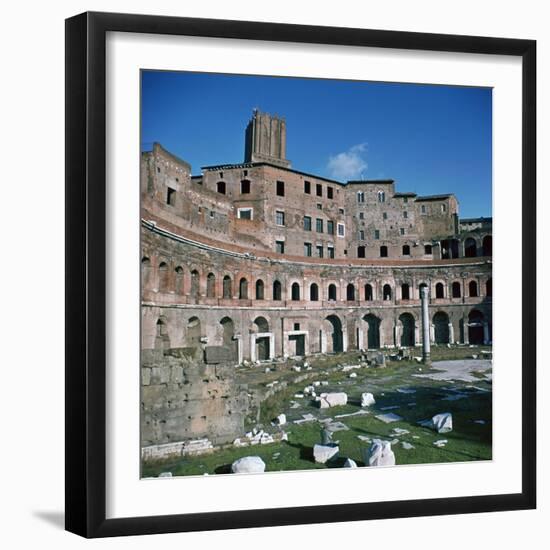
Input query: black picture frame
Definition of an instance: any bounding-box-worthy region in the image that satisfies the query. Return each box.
[65,11,536,538]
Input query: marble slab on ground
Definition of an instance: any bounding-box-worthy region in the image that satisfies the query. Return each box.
[334,410,369,419]
[323,421,349,432]
[413,359,492,383]
[375,412,403,423]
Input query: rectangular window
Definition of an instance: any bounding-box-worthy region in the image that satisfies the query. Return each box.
[275,211,285,226]
[166,187,176,206]
[241,180,251,194]
[421,205,426,214]
[276,180,285,196]
[304,180,311,194]
[400,227,405,235]
[317,203,322,210]
[359,212,364,219]
[337,223,345,237]
[304,216,312,231]
[316,218,324,233]
[403,211,408,219]
[359,230,365,240]
[327,186,334,199]
[294,323,300,331]
[304,242,312,257]
[441,203,447,213]
[327,246,335,259]
[383,212,388,220]
[374,229,380,240]
[275,240,285,254]
[237,208,253,220]
[316,245,324,258]
[316,183,322,197]
[327,220,334,235]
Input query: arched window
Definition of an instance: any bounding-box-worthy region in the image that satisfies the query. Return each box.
[452,281,461,298]
[155,318,170,350]
[399,313,415,346]
[273,280,282,301]
[468,309,484,344]
[402,245,411,256]
[206,273,216,298]
[378,190,385,203]
[435,282,444,299]
[469,280,478,297]
[401,283,410,300]
[175,266,184,294]
[190,270,200,299]
[328,284,337,301]
[310,283,319,301]
[291,282,300,301]
[486,278,492,297]
[464,237,477,257]
[383,284,392,301]
[483,235,492,256]
[217,181,226,194]
[158,262,169,292]
[222,275,232,299]
[357,246,366,258]
[187,316,202,347]
[239,278,248,299]
[255,279,265,300]
[364,283,373,301]
[433,311,450,344]
[346,283,355,301]
[380,245,388,258]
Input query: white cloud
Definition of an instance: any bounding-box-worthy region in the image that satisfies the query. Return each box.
[327,143,368,181]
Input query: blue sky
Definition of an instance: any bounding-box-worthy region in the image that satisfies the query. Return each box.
[141,71,492,218]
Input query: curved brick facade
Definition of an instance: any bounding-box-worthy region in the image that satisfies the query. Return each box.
[140,112,492,447]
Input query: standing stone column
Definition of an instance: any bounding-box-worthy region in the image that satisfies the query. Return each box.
[448,323,455,345]
[420,286,431,364]
[463,317,469,344]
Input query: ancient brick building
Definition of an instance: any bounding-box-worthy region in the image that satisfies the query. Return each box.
[140,110,492,448]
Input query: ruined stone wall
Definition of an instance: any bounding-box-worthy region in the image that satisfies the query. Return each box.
[141,348,252,446]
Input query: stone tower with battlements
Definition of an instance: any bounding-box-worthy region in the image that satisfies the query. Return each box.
[244,109,291,168]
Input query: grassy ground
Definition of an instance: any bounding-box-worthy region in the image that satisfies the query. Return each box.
[142,347,492,477]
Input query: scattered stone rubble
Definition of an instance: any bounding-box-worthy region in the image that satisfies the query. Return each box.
[431,412,453,433]
[313,443,339,464]
[363,439,396,467]
[361,392,376,407]
[231,456,266,474]
[316,392,348,409]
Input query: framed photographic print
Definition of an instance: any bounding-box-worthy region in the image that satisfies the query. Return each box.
[65,11,536,538]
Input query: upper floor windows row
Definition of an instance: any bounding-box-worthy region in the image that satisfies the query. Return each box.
[304,180,334,199]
